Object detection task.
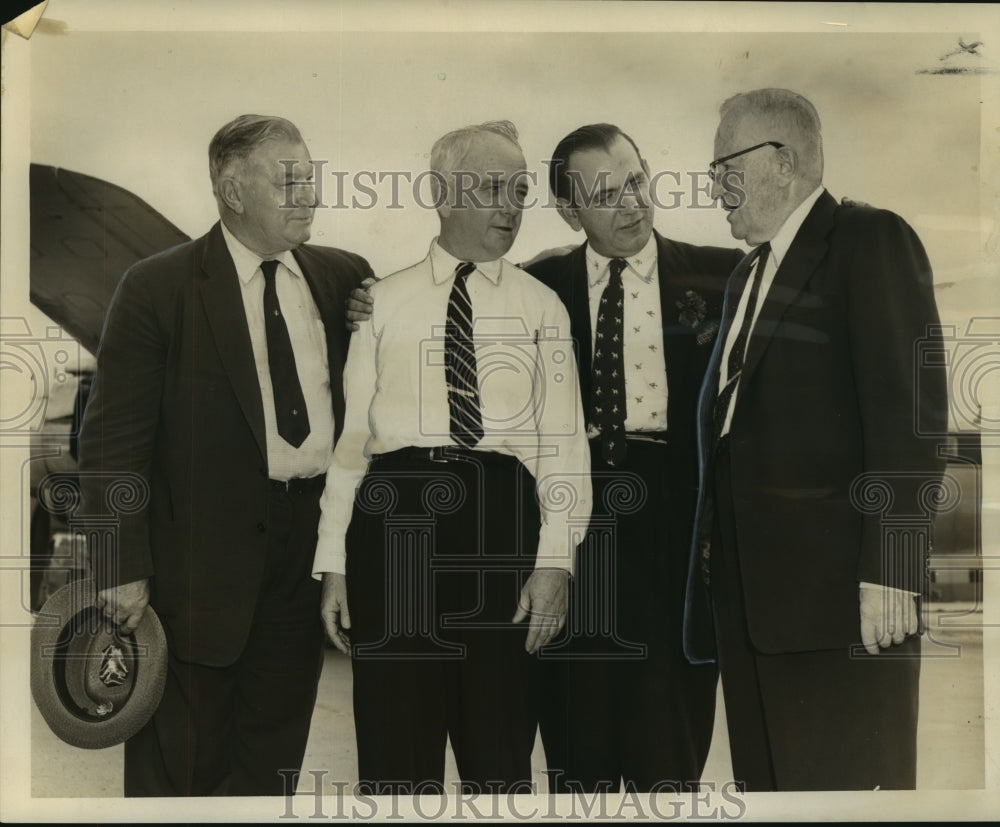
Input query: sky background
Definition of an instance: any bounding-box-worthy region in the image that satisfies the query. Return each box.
[26,27,991,293]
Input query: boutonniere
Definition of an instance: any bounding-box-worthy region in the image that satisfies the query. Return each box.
[676,289,718,346]
[676,289,707,327]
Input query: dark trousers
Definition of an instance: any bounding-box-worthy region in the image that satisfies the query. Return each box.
[346,450,541,795]
[709,438,920,791]
[124,484,326,796]
[539,438,718,793]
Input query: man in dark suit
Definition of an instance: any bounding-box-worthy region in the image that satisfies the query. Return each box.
[77,114,372,796]
[525,124,743,793]
[684,88,948,790]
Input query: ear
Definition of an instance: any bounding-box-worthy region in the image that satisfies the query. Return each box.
[218,177,244,214]
[556,198,583,232]
[774,145,798,182]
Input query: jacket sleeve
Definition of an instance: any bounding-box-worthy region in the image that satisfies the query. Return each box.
[77,262,166,590]
[845,208,948,592]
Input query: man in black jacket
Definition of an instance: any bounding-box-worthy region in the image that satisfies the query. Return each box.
[78,114,372,796]
[526,124,742,793]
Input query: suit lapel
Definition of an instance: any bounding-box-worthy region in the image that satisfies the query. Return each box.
[738,190,836,397]
[565,244,594,416]
[293,244,348,440]
[654,231,684,407]
[198,223,268,462]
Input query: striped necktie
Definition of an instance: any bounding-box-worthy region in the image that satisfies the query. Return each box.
[445,261,483,447]
[712,243,770,444]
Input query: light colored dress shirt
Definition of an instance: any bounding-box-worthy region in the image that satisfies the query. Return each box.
[221,222,334,480]
[717,186,824,436]
[312,238,592,577]
[585,233,668,432]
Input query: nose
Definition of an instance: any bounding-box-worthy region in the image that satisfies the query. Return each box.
[498,187,522,215]
[709,172,725,202]
[292,182,317,208]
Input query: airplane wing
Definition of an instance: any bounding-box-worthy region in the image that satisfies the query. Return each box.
[29,163,190,356]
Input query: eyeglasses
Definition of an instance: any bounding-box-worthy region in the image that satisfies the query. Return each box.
[708,141,785,182]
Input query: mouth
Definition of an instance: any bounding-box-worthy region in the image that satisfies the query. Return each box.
[619,216,646,232]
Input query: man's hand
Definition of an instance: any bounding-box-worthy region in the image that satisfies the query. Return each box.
[95,578,150,634]
[320,573,352,654]
[345,278,376,331]
[512,568,569,654]
[517,246,577,270]
[859,584,918,655]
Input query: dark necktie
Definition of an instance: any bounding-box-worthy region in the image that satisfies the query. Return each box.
[260,259,311,449]
[712,243,770,443]
[591,258,628,466]
[446,261,484,448]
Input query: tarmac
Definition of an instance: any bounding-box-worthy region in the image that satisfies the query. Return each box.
[30,606,985,798]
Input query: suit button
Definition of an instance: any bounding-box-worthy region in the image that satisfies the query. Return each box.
[257,522,266,533]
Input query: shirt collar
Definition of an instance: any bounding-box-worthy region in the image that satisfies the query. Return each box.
[428,238,503,286]
[768,185,824,268]
[220,220,304,285]
[586,232,658,289]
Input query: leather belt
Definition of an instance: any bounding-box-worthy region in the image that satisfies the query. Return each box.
[372,446,515,467]
[589,431,670,446]
[268,474,327,495]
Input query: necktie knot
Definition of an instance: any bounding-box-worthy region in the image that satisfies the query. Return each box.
[754,243,771,271]
[260,259,280,284]
[609,258,627,281]
[455,261,476,281]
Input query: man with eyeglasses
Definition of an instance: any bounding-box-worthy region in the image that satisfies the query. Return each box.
[684,88,948,790]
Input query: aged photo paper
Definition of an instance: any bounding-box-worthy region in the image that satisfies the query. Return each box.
[2,0,997,821]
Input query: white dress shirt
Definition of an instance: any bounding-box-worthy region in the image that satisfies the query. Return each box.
[585,233,668,432]
[717,186,824,436]
[312,239,592,577]
[221,222,334,480]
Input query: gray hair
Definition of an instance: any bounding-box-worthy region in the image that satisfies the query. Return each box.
[720,89,824,183]
[429,120,522,206]
[208,114,303,195]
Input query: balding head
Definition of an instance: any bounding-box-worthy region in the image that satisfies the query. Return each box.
[718,89,824,185]
[711,89,825,244]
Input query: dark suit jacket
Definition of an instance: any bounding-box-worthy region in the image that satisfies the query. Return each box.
[684,190,949,660]
[78,222,372,666]
[527,230,743,545]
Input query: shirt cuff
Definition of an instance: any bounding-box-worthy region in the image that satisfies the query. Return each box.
[859,581,919,598]
[312,537,347,579]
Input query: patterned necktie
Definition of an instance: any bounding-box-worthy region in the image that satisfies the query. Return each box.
[446,261,484,447]
[260,259,311,448]
[592,258,628,466]
[712,243,770,443]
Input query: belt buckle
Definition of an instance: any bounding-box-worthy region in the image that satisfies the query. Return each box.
[428,447,449,463]
[281,478,293,491]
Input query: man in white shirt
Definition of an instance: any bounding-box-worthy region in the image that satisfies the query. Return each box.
[684,88,948,790]
[312,120,591,794]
